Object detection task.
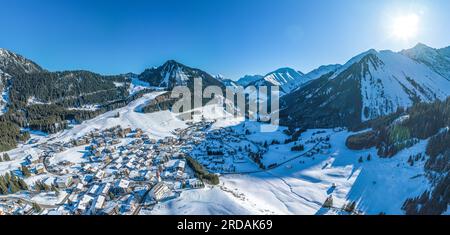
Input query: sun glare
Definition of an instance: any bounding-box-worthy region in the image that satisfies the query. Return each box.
[391,14,420,40]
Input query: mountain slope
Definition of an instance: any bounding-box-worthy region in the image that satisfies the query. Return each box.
[303,64,342,82]
[401,43,450,80]
[236,75,264,87]
[138,60,225,113]
[281,47,450,128]
[0,70,11,114]
[0,48,44,76]
[247,67,307,94]
[0,49,135,150]
[138,60,223,89]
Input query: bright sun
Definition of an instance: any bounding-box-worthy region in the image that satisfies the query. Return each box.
[391,13,420,40]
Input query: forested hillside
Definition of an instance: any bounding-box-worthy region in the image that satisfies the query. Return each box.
[346,97,450,214]
[0,49,155,151]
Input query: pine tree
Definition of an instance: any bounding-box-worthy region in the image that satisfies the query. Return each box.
[407,156,414,166]
[21,165,31,177]
[3,153,10,161]
[51,184,59,193]
[343,201,356,213]
[32,202,41,213]
[367,154,371,161]
[9,181,19,193]
[323,195,333,208]
[18,178,28,190]
[4,172,10,182]
[358,156,363,163]
[0,178,7,194]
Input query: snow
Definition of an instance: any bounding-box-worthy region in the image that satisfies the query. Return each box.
[50,145,88,165]
[150,187,257,215]
[27,96,51,106]
[303,64,341,82]
[0,91,435,215]
[259,67,307,94]
[158,62,191,88]
[128,77,163,96]
[330,49,378,80]
[236,75,264,87]
[48,92,187,142]
[31,191,68,206]
[238,68,309,95]
[113,82,125,87]
[66,105,100,111]
[152,128,431,215]
[0,70,11,115]
[360,50,450,120]
[401,43,450,80]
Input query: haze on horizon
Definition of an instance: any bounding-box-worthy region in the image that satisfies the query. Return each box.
[1,0,449,80]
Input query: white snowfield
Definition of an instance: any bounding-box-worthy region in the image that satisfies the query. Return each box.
[0,92,431,214]
[152,129,429,215]
[50,92,187,143]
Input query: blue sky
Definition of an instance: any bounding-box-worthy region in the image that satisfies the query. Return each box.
[1,0,449,79]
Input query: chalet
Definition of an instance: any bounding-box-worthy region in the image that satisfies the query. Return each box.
[123,128,132,135]
[68,192,79,204]
[73,138,88,146]
[175,170,185,179]
[144,171,155,181]
[111,179,131,195]
[26,154,40,165]
[81,174,94,185]
[176,160,186,172]
[102,202,119,215]
[129,170,141,180]
[75,183,84,192]
[22,204,33,215]
[119,194,137,213]
[55,176,72,188]
[95,170,106,179]
[101,183,111,195]
[76,194,94,214]
[93,195,106,211]
[35,164,45,174]
[150,182,171,201]
[88,185,101,196]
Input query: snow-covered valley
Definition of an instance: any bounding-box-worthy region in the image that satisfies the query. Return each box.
[0,92,433,215]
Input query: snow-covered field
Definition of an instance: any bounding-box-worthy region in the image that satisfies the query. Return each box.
[0,91,431,214]
[152,129,430,215]
[48,92,187,144]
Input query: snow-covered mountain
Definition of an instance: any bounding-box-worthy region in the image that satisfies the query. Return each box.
[0,48,44,115]
[303,64,342,81]
[401,43,450,80]
[138,60,223,89]
[282,44,450,128]
[0,48,43,76]
[236,75,264,87]
[238,68,309,96]
[257,67,307,93]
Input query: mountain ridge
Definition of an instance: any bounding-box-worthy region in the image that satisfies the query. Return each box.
[281,44,450,129]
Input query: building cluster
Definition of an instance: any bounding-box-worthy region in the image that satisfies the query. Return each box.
[1,125,204,215]
[184,124,265,173]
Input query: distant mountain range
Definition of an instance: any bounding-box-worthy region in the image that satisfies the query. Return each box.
[1,42,450,131]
